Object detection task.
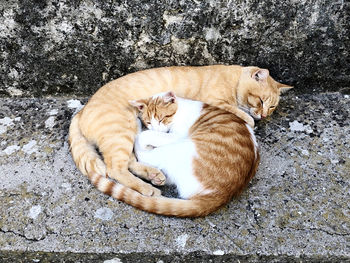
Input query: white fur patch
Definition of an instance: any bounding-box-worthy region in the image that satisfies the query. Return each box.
[150,116,168,132]
[137,139,202,199]
[112,184,123,198]
[246,124,258,158]
[90,173,100,184]
[97,177,111,192]
[135,96,205,199]
[170,98,203,136]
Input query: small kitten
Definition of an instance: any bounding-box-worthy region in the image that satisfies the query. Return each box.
[127,91,260,216]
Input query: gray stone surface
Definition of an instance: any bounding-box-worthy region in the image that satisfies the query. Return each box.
[0,93,349,262]
[1,0,349,97]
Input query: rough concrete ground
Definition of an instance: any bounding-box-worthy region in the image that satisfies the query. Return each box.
[0,93,349,262]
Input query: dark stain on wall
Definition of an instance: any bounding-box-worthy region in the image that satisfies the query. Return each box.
[0,0,349,97]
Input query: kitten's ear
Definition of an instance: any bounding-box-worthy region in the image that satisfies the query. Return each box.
[278,84,294,94]
[252,69,269,81]
[129,100,146,111]
[164,91,176,103]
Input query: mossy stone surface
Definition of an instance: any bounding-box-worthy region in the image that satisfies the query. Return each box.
[0,93,349,261]
[1,0,349,97]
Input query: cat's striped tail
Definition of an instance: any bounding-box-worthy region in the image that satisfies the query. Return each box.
[90,145,260,217]
[68,111,107,177]
[89,172,222,217]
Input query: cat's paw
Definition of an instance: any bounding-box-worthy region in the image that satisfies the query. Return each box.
[139,183,162,197]
[147,168,166,186]
[151,187,162,196]
[140,165,166,186]
[128,161,166,186]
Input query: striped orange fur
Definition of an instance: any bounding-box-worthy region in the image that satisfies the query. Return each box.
[69,65,291,199]
[82,101,260,217]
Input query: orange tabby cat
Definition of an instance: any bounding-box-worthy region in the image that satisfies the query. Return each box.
[80,92,259,217]
[69,65,292,197]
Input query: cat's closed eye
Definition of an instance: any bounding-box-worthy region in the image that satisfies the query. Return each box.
[259,98,264,106]
[161,115,172,121]
[247,96,262,108]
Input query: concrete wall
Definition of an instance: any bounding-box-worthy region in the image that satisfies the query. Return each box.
[0,0,349,97]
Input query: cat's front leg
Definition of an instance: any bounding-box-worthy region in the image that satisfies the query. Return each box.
[128,154,166,186]
[217,102,255,128]
[226,106,255,128]
[237,109,255,128]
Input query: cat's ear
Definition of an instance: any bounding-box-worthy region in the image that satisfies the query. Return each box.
[252,69,269,81]
[164,91,176,103]
[129,100,146,111]
[278,84,293,94]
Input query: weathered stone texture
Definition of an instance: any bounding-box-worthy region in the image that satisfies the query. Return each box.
[0,0,349,97]
[0,93,349,261]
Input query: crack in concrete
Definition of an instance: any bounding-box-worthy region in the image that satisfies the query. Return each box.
[0,226,101,243]
[279,226,350,237]
[0,228,46,242]
[246,200,261,227]
[45,229,98,239]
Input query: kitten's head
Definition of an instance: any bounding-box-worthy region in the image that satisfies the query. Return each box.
[237,67,293,120]
[129,91,178,132]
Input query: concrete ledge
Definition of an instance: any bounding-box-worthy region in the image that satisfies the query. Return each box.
[0,93,349,262]
[1,251,349,263]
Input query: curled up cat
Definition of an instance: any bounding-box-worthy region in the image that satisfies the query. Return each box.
[85,91,260,217]
[69,65,292,200]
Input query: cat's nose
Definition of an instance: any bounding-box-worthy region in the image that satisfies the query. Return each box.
[261,114,266,119]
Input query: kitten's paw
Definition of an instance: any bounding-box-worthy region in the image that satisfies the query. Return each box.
[139,183,162,197]
[142,165,166,186]
[149,171,166,186]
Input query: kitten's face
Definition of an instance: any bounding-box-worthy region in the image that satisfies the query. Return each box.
[130,92,178,132]
[238,67,292,120]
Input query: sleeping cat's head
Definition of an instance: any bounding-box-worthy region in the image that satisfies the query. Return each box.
[129,92,178,132]
[237,67,293,120]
